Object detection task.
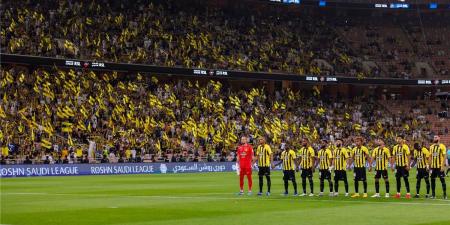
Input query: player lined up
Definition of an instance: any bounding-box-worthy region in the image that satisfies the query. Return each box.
[237,135,447,199]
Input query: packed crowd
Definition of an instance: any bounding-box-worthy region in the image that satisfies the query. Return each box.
[2,0,449,78]
[0,65,443,164]
[1,0,361,76]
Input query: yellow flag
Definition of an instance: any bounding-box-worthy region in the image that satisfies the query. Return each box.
[376,121,383,130]
[345,113,350,120]
[62,121,73,133]
[353,123,362,131]
[404,124,410,131]
[41,138,52,149]
[0,107,6,118]
[273,101,279,110]
[31,129,35,141]
[317,107,326,116]
[68,135,74,146]
[155,140,161,152]
[77,121,87,131]
[313,86,320,96]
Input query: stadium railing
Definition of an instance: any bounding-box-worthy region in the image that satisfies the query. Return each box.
[1,53,450,86]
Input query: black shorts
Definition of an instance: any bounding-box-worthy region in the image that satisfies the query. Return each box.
[334,170,348,181]
[301,168,313,178]
[374,170,388,179]
[283,170,296,181]
[258,167,270,176]
[395,166,409,178]
[416,168,429,179]
[354,167,367,181]
[319,169,331,180]
[430,168,445,179]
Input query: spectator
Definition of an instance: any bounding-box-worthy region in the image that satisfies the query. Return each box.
[24,156,32,164]
[101,155,109,163]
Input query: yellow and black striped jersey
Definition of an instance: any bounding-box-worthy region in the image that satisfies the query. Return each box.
[318,148,333,170]
[256,144,272,167]
[281,149,297,171]
[429,143,446,169]
[392,144,410,167]
[372,147,391,171]
[413,148,430,169]
[328,144,337,152]
[352,146,369,168]
[298,146,315,169]
[334,147,349,171]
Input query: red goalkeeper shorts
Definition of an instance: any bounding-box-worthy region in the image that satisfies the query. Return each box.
[240,167,252,176]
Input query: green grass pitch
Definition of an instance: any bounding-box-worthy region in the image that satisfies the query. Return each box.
[1,169,449,225]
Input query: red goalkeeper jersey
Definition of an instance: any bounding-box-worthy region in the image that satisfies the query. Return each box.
[237,144,254,169]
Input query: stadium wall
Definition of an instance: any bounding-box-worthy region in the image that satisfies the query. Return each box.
[0,162,378,178]
[0,162,260,178]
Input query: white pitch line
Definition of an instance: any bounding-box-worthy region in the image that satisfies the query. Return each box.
[2,192,450,206]
[139,195,450,206]
[2,192,48,195]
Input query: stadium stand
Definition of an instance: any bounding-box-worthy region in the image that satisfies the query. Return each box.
[0,0,449,165]
[338,12,450,78]
[0,65,448,164]
[1,0,449,78]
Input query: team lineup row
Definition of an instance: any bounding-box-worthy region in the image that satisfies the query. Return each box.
[235,135,448,199]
